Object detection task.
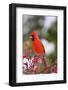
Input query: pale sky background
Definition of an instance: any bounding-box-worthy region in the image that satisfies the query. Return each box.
[44,16,56,30]
[23,15,57,34]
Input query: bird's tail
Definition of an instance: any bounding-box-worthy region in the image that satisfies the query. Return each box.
[41,57,49,73]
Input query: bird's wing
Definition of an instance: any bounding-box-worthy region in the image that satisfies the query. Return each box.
[40,41,45,54]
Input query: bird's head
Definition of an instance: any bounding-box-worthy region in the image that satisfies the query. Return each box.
[29,31,38,41]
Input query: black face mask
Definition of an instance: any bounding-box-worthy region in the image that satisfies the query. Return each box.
[31,35,34,41]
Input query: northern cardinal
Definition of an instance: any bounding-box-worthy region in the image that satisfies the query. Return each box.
[29,31,46,69]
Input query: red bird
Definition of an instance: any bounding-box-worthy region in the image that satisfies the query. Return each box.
[30,31,45,56]
[29,31,46,69]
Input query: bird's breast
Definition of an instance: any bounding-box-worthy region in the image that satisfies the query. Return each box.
[32,40,45,55]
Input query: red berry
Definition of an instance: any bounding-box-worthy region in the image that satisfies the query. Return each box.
[51,64,57,73]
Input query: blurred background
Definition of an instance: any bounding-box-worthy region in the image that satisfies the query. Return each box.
[23,15,57,74]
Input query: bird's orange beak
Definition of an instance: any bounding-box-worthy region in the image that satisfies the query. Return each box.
[29,35,33,39]
[29,35,34,41]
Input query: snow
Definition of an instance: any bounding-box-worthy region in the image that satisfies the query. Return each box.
[41,39,55,55]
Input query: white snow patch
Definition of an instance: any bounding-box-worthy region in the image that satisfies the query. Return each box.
[41,39,55,55]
